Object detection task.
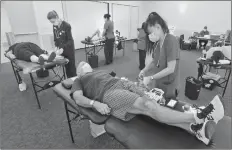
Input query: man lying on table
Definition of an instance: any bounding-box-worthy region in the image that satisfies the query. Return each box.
[70,61,225,145]
[5,42,59,91]
[5,42,58,65]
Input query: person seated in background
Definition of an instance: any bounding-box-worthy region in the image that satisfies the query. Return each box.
[70,61,225,145]
[137,22,148,70]
[5,42,56,65]
[200,26,210,37]
[199,26,210,50]
[214,34,225,47]
[214,30,231,47]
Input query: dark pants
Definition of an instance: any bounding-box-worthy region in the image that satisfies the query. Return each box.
[139,50,146,70]
[199,39,208,50]
[14,43,45,62]
[62,50,77,78]
[104,38,115,63]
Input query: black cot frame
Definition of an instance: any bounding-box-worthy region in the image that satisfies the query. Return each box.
[53,83,109,143]
[197,61,231,97]
[83,38,126,63]
[9,58,67,109]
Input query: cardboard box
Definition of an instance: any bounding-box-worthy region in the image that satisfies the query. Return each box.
[89,121,106,138]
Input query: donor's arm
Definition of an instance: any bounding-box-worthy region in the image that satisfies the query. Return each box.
[5,44,16,59]
[72,90,111,115]
[70,78,111,115]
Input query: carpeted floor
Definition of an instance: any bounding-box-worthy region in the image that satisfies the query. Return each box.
[0,41,231,149]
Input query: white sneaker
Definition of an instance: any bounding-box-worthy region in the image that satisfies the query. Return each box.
[207,95,224,123]
[19,81,27,91]
[190,120,216,145]
[194,95,224,124]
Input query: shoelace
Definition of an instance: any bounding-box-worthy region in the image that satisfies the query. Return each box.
[191,123,203,133]
[193,104,215,120]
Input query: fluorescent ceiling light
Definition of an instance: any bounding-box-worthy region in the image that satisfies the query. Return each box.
[179,3,187,13]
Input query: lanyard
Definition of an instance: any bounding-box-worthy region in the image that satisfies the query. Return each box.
[153,33,167,68]
[54,22,63,39]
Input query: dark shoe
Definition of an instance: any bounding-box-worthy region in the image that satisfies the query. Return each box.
[105,62,110,65]
[194,95,224,124]
[38,56,45,65]
[47,52,56,62]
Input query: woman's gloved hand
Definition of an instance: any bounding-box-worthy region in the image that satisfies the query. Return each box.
[58,48,64,55]
[143,76,156,90]
[138,70,145,80]
[54,47,63,55]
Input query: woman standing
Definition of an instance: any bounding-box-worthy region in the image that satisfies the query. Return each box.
[137,22,148,70]
[139,12,180,99]
[47,10,77,78]
[102,14,115,65]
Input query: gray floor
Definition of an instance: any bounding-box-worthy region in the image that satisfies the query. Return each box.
[0,41,231,149]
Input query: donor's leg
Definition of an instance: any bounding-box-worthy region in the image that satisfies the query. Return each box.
[29,43,56,63]
[129,95,224,145]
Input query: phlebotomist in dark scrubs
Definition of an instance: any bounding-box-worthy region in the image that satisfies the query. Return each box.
[47,10,77,78]
[139,12,180,99]
[102,14,115,65]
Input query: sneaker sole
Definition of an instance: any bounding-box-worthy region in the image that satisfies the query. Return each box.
[196,120,210,145]
[38,56,45,65]
[210,95,224,123]
[47,52,56,62]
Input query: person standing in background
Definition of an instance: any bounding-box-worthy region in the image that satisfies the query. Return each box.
[137,22,148,70]
[102,14,115,65]
[47,10,77,78]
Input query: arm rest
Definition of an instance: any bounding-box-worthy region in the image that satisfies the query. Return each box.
[53,83,109,124]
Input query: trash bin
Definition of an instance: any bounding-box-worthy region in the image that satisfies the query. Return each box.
[88,54,98,68]
[185,76,202,100]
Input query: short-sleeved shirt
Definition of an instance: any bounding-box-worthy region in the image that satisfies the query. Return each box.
[200,30,209,37]
[104,20,115,39]
[150,34,180,99]
[70,70,120,101]
[53,21,75,57]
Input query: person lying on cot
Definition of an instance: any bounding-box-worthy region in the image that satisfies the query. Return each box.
[5,42,57,65]
[69,61,224,145]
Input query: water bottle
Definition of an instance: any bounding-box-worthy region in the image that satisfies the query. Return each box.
[18,81,27,92]
[202,49,207,58]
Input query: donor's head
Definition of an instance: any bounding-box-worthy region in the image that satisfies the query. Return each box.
[76,61,93,77]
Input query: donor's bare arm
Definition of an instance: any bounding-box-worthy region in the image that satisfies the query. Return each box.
[72,90,111,115]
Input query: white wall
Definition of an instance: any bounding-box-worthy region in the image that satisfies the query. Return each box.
[104,1,146,27]
[4,1,38,34]
[64,1,108,49]
[142,1,231,38]
[1,0,148,56]
[1,3,12,63]
[32,1,64,51]
[3,1,40,46]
